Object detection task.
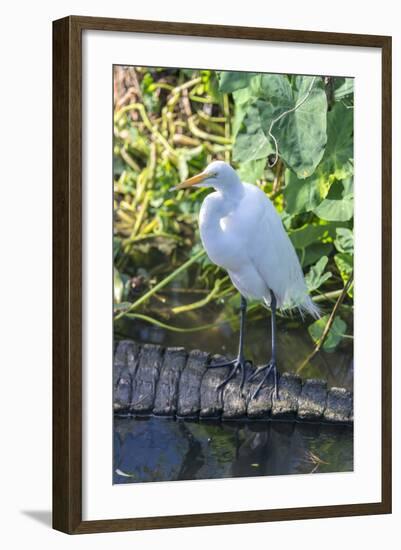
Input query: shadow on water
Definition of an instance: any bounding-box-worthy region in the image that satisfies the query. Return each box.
[113,416,353,484]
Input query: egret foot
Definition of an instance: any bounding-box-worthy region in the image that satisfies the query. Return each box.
[207,357,252,395]
[248,360,278,400]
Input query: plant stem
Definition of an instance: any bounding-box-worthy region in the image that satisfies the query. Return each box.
[297,274,353,373]
[115,102,177,159]
[171,276,229,314]
[188,115,232,145]
[120,147,141,172]
[123,313,227,333]
[130,191,150,240]
[312,289,343,303]
[114,249,206,320]
[124,305,264,334]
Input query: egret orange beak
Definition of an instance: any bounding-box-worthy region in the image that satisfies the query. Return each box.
[173,171,209,190]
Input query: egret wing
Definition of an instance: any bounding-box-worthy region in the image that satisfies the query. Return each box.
[245,188,307,308]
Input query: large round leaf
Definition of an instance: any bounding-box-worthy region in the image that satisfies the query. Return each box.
[233,102,273,162]
[320,102,353,178]
[313,193,354,222]
[283,168,323,214]
[237,159,266,183]
[258,75,327,179]
[289,223,335,249]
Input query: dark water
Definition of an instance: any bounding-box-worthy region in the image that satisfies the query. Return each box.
[114,291,353,484]
[114,416,353,483]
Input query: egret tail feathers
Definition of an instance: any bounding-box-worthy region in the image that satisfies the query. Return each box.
[297,295,321,320]
[262,293,320,319]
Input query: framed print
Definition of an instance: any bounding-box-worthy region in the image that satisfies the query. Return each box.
[52,16,392,534]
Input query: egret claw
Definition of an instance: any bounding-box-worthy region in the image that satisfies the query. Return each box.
[249,361,279,400]
[208,357,252,396]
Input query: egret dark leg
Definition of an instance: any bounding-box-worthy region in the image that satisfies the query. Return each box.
[207,295,252,394]
[248,290,279,400]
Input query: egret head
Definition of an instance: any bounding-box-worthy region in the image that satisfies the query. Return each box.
[173,160,241,193]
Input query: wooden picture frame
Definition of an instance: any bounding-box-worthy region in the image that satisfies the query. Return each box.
[53,15,392,534]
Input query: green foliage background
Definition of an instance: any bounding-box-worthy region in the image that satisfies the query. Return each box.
[113,66,354,360]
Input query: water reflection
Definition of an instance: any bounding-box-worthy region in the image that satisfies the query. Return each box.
[115,290,353,484]
[114,416,353,484]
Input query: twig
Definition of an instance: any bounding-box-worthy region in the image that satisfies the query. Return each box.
[171,76,202,95]
[188,115,232,145]
[312,289,345,303]
[182,88,192,117]
[172,134,200,147]
[272,159,284,194]
[130,191,151,240]
[115,102,177,159]
[131,68,143,102]
[171,277,229,314]
[123,312,234,334]
[197,111,227,123]
[297,273,353,373]
[120,147,141,172]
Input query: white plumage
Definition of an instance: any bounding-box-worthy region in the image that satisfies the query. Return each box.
[174,160,319,397]
[181,160,318,318]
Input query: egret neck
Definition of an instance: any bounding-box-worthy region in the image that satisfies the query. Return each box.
[199,176,245,256]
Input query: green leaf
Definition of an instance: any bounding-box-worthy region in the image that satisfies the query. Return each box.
[230,75,274,139]
[283,168,323,214]
[259,73,293,104]
[308,314,347,352]
[313,193,353,222]
[218,71,257,93]
[301,243,333,268]
[305,256,332,292]
[231,102,248,138]
[341,177,353,196]
[114,267,124,304]
[232,102,273,162]
[113,155,125,176]
[232,81,259,108]
[334,78,354,100]
[237,159,266,183]
[320,102,353,179]
[258,75,327,178]
[283,102,353,216]
[334,253,353,297]
[232,74,264,102]
[113,237,122,260]
[289,224,334,249]
[280,210,293,231]
[334,227,354,254]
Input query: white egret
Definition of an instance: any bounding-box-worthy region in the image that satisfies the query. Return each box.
[174,160,319,399]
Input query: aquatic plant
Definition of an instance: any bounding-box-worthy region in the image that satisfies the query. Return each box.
[113,66,354,366]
